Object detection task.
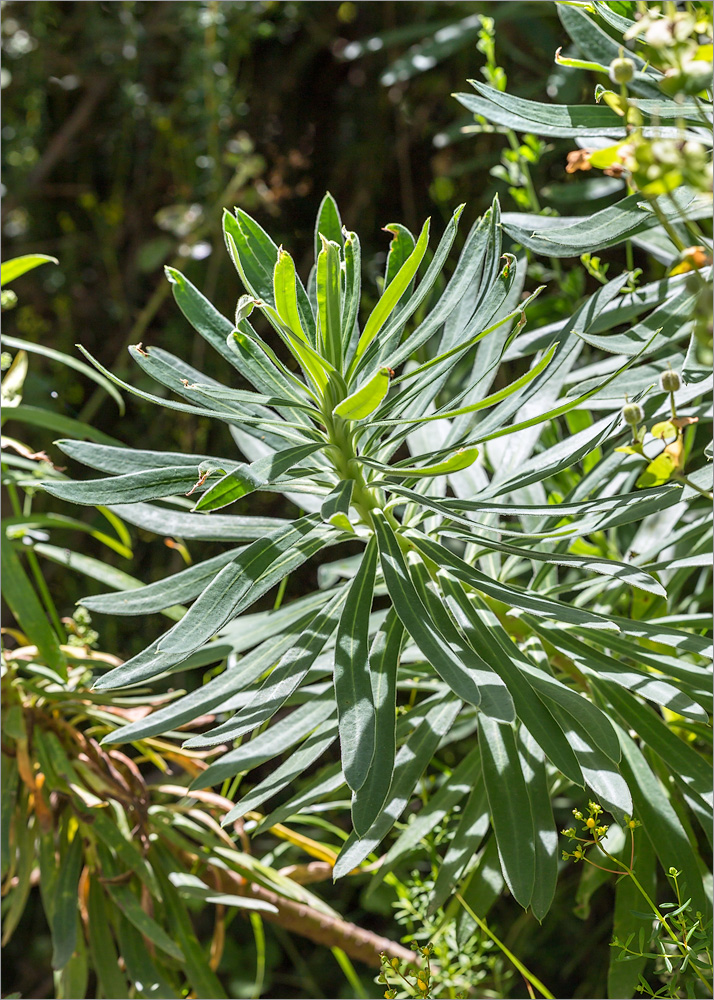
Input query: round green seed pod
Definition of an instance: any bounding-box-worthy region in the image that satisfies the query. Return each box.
[622,402,645,426]
[659,370,682,392]
[609,56,635,84]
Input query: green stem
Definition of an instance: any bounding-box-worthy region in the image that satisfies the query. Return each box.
[455,893,555,1000]
[625,239,634,273]
[249,912,266,1000]
[25,547,66,643]
[505,130,562,280]
[594,841,711,990]
[332,947,367,1000]
[678,474,714,500]
[273,575,289,611]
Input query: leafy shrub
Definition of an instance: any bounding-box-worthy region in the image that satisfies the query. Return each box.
[3,4,712,998]
[46,163,711,909]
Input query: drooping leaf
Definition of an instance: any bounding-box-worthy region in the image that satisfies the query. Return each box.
[372,510,483,707]
[193,693,335,788]
[369,745,481,891]
[333,367,391,421]
[479,716,536,909]
[1,253,58,284]
[334,537,378,792]
[194,442,323,512]
[429,768,490,914]
[518,727,557,922]
[351,609,403,835]
[333,696,461,879]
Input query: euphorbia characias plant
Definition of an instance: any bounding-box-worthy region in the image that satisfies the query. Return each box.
[44,193,711,918]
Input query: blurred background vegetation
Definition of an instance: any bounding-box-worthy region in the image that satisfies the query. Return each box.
[2,3,685,997]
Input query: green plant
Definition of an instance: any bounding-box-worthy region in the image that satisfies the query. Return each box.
[3,254,414,999]
[43,170,711,942]
[562,802,712,998]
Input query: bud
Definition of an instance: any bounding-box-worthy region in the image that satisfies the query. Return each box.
[659,370,681,393]
[609,56,635,84]
[622,402,645,426]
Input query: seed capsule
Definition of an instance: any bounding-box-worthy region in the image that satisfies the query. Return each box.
[622,402,645,426]
[659,370,682,393]
[609,56,635,84]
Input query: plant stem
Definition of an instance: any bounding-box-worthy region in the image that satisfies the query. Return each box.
[454,893,555,1000]
[25,547,66,644]
[678,474,713,500]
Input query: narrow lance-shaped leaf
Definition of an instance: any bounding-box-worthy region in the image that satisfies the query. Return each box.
[157,514,327,658]
[391,283,545,386]
[334,536,378,792]
[106,500,287,543]
[184,587,349,748]
[410,532,619,631]
[86,879,129,1000]
[79,548,243,617]
[615,724,709,915]
[273,247,310,345]
[373,344,557,426]
[221,721,339,824]
[372,510,482,707]
[349,216,430,373]
[479,716,536,909]
[321,479,354,524]
[192,695,336,786]
[595,679,711,806]
[116,916,181,1000]
[44,465,218,507]
[333,696,462,879]
[369,746,482,893]
[103,612,319,745]
[74,344,311,440]
[194,441,324,512]
[94,515,328,689]
[384,223,416,288]
[108,883,185,963]
[341,230,361,354]
[1,533,65,677]
[1,253,58,284]
[351,609,404,835]
[429,769,490,914]
[227,328,319,407]
[316,235,343,370]
[226,230,331,392]
[1,335,124,413]
[333,367,391,421]
[518,727,557,922]
[152,859,230,1000]
[361,446,480,479]
[410,559,515,724]
[51,826,84,969]
[438,578,584,786]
